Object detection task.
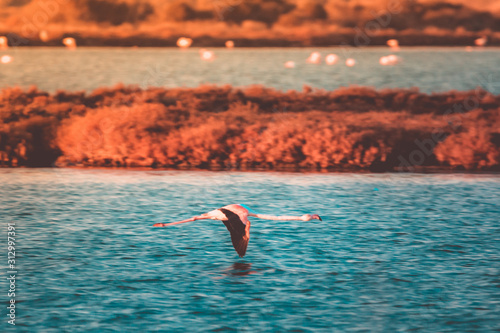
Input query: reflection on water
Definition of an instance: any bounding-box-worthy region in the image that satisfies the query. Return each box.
[226,262,257,277]
[1,169,499,332]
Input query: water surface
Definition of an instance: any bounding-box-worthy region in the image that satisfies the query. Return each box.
[1,47,499,93]
[1,169,499,331]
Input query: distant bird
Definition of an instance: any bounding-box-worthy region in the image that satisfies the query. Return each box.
[153,204,322,257]
[199,49,215,61]
[387,39,400,50]
[62,37,76,49]
[177,37,192,48]
[379,54,401,66]
[325,54,338,65]
[0,36,8,49]
[306,52,321,64]
[475,36,487,47]
[225,40,234,48]
[345,58,356,67]
[39,30,49,42]
[0,55,12,64]
[284,60,295,68]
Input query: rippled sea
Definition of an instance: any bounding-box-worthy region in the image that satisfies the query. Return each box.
[1,47,500,93]
[1,169,499,332]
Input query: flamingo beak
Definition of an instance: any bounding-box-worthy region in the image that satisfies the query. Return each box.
[318,216,322,221]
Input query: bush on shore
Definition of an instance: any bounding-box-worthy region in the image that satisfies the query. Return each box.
[1,85,499,171]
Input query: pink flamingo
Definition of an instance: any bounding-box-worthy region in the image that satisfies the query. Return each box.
[475,36,487,47]
[0,36,8,49]
[62,37,76,49]
[177,37,192,48]
[153,204,322,257]
[387,39,400,50]
[345,58,356,67]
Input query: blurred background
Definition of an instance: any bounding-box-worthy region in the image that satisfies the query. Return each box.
[1,0,500,46]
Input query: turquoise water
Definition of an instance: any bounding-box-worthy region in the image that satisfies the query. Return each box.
[1,169,499,331]
[1,47,500,93]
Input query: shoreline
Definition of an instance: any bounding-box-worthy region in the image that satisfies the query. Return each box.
[2,165,500,174]
[7,45,500,50]
[3,32,499,48]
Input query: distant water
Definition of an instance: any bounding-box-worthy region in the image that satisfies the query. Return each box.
[1,47,500,93]
[1,169,499,331]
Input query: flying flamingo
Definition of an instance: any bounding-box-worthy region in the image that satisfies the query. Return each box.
[153,204,322,257]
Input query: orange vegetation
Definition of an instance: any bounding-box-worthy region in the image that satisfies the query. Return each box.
[0,84,499,171]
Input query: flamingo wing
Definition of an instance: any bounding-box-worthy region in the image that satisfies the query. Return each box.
[219,208,249,257]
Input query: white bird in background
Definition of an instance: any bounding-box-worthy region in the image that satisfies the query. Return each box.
[39,30,49,42]
[325,54,338,65]
[306,51,321,64]
[62,37,76,49]
[475,36,487,47]
[153,204,322,257]
[177,37,192,48]
[345,58,356,67]
[1,55,12,64]
[199,49,215,61]
[379,54,401,66]
[0,36,8,49]
[387,39,400,50]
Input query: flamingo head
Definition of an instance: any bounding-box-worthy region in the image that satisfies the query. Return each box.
[301,214,322,221]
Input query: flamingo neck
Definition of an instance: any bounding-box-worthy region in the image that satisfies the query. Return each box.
[249,213,303,221]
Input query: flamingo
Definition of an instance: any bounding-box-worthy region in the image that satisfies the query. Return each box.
[62,37,76,49]
[0,36,8,49]
[386,39,400,50]
[345,58,356,67]
[176,37,192,48]
[379,54,401,66]
[475,36,487,47]
[39,30,49,42]
[153,204,322,257]
[325,54,338,65]
[306,52,321,64]
[0,55,12,64]
[199,49,215,61]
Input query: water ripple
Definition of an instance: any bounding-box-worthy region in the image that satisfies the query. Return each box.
[1,169,499,331]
